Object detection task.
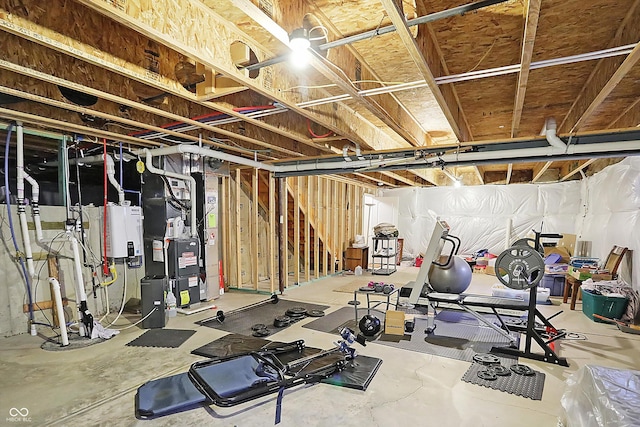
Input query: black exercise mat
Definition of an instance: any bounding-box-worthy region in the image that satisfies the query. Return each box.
[191,333,323,365]
[197,299,329,336]
[303,307,518,364]
[462,362,545,400]
[126,329,197,348]
[321,355,383,391]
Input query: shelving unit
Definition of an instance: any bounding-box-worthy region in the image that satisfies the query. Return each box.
[371,237,398,275]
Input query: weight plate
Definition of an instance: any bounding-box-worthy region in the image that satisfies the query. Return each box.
[252,328,270,337]
[472,353,501,365]
[490,365,512,376]
[251,323,267,331]
[270,294,279,304]
[359,286,375,292]
[348,300,361,305]
[216,310,225,322]
[273,315,291,328]
[512,238,543,254]
[286,307,308,317]
[307,309,325,317]
[510,364,535,376]
[477,370,497,381]
[495,245,545,290]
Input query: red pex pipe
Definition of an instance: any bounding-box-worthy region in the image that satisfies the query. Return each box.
[102,138,109,275]
[306,118,333,138]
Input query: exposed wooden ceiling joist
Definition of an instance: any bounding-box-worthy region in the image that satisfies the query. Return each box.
[381,0,470,143]
[506,163,513,184]
[559,0,640,133]
[560,158,595,181]
[75,0,409,152]
[224,0,430,151]
[0,9,328,153]
[532,161,552,182]
[511,0,541,138]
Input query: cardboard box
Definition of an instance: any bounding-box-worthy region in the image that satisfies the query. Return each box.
[485,265,496,276]
[568,266,613,281]
[384,310,405,335]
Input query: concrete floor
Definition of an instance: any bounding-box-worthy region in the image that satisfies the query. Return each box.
[2,267,639,427]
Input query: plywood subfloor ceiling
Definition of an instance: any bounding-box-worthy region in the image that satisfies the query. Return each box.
[0,0,638,187]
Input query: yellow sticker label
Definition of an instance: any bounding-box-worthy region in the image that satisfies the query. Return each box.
[180,290,190,306]
[136,160,145,174]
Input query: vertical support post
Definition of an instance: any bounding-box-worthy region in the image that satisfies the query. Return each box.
[323,178,329,277]
[251,169,259,290]
[269,173,276,293]
[294,176,300,285]
[338,182,346,271]
[222,176,231,290]
[234,169,242,288]
[304,176,310,283]
[277,177,287,293]
[314,176,320,279]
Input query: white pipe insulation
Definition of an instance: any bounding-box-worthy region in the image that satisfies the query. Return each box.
[142,149,198,238]
[48,278,69,346]
[15,122,35,277]
[105,154,125,205]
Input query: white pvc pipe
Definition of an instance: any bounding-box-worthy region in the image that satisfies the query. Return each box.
[48,278,69,346]
[544,117,567,151]
[70,235,89,337]
[105,154,125,205]
[16,123,35,278]
[23,173,44,241]
[143,149,198,238]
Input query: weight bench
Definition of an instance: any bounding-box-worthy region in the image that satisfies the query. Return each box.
[426,291,568,366]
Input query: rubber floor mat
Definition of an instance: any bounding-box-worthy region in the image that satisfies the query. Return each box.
[303,307,517,364]
[197,299,329,336]
[126,329,196,348]
[462,362,545,400]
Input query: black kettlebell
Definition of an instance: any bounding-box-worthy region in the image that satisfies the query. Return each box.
[382,284,394,294]
[374,283,384,293]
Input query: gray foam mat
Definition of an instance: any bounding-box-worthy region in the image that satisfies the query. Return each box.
[462,362,545,400]
[303,307,518,363]
[126,329,197,348]
[198,299,329,336]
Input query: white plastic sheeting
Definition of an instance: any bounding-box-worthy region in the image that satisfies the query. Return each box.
[381,157,640,289]
[561,365,640,427]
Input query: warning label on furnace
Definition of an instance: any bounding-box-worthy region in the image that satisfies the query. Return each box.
[179,252,197,269]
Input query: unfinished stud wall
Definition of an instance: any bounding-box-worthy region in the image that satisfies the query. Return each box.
[220,169,367,292]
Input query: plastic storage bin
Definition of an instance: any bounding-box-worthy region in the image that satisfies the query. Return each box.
[581,290,628,322]
[541,274,565,296]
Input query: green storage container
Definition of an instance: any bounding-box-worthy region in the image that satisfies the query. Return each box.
[582,290,628,322]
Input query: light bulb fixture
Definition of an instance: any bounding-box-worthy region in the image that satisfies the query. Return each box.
[289,28,310,51]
